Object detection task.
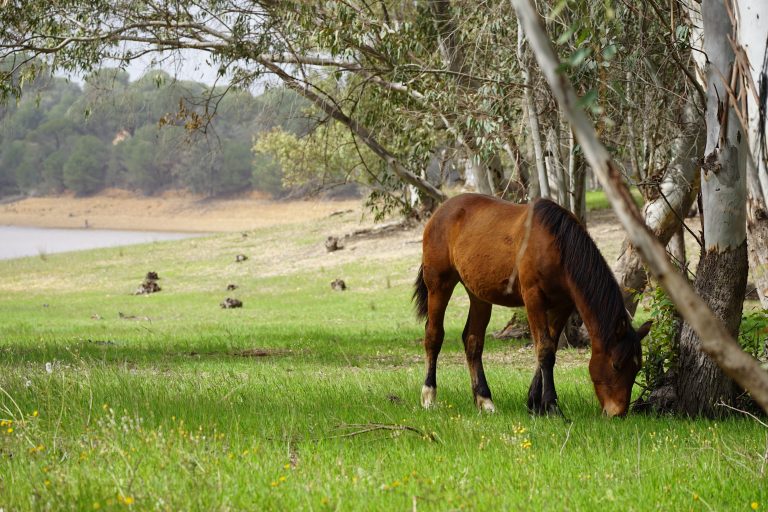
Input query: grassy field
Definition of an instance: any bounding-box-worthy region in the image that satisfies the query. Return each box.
[0,207,766,511]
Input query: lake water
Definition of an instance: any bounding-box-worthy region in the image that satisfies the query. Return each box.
[0,226,203,260]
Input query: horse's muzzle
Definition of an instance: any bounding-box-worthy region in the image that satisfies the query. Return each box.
[602,400,627,417]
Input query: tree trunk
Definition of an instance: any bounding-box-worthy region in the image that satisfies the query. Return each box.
[677,243,747,416]
[430,0,504,195]
[676,0,748,417]
[464,157,492,194]
[741,0,768,308]
[517,26,550,199]
[569,130,586,224]
[626,72,643,181]
[546,123,568,207]
[502,136,530,201]
[667,226,686,271]
[747,195,768,306]
[613,98,704,315]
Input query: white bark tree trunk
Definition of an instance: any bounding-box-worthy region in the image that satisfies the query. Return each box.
[502,136,530,201]
[676,0,748,417]
[546,122,568,207]
[464,157,493,194]
[569,133,587,224]
[741,0,768,308]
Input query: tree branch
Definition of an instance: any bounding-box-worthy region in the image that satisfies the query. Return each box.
[258,58,447,203]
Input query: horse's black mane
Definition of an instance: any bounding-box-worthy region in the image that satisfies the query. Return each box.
[533,199,632,351]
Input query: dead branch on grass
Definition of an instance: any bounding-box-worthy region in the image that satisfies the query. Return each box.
[330,423,440,442]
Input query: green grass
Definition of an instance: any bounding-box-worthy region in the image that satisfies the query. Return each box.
[586,188,645,211]
[0,220,765,511]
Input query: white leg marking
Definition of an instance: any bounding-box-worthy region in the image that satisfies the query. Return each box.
[421,385,437,408]
[476,396,496,413]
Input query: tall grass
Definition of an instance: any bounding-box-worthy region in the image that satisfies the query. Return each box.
[0,219,765,510]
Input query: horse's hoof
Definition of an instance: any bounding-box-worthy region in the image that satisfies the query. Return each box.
[476,396,496,413]
[543,402,563,417]
[421,385,437,408]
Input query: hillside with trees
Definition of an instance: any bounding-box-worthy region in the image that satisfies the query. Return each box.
[0,68,317,198]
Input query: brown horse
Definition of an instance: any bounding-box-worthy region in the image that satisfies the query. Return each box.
[413,194,650,417]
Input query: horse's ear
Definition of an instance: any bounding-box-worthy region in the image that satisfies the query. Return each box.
[636,320,652,340]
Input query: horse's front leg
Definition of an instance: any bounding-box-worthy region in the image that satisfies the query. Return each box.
[524,293,562,415]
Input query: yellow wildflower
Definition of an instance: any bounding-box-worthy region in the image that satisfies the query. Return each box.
[752,503,759,511]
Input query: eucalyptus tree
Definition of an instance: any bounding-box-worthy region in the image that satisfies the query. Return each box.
[741,2,768,309]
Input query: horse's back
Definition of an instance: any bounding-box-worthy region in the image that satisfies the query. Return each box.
[422,194,539,306]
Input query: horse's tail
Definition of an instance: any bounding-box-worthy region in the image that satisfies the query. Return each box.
[413,265,429,320]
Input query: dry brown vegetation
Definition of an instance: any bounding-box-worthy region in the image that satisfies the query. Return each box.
[0,190,361,232]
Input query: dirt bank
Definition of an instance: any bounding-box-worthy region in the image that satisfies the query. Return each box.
[0,190,362,232]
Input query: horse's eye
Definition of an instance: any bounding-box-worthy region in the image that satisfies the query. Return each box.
[612,361,620,371]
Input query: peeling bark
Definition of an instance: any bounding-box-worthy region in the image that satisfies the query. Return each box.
[675,0,748,416]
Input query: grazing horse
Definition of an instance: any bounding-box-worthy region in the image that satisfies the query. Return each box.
[413,194,650,417]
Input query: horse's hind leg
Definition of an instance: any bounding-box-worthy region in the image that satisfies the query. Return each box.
[421,276,457,408]
[463,295,495,412]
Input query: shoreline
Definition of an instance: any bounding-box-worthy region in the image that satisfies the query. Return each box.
[0,194,362,233]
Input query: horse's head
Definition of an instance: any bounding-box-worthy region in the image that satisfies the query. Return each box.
[589,319,651,417]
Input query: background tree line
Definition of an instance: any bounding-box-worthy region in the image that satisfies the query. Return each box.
[0,66,348,198]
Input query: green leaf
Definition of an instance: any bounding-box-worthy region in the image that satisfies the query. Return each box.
[556,25,576,45]
[576,88,598,110]
[568,47,592,68]
[550,0,570,19]
[602,43,617,61]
